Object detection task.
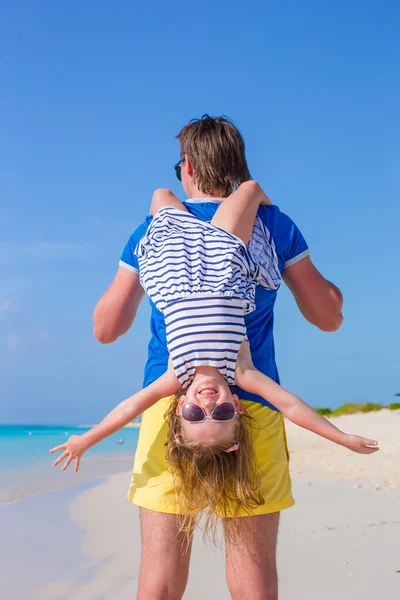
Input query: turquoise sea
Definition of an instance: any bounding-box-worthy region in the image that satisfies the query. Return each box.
[0,424,140,504]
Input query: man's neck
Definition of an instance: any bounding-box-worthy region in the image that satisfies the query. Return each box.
[188,192,214,199]
[187,186,225,200]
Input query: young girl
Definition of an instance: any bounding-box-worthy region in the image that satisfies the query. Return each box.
[51,182,378,537]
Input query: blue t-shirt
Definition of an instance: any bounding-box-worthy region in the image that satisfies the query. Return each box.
[120,199,309,410]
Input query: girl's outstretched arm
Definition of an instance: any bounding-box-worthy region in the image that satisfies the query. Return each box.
[235,342,379,454]
[50,366,180,472]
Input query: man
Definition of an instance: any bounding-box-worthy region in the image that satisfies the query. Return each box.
[93,115,343,600]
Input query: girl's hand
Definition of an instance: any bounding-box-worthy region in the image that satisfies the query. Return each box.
[49,435,88,472]
[342,434,380,454]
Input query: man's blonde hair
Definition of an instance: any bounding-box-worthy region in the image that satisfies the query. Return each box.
[176,115,251,198]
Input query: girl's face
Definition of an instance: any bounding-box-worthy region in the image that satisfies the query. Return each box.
[176,372,244,447]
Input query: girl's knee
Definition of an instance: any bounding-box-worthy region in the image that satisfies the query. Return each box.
[152,188,174,201]
[236,180,262,199]
[151,189,174,215]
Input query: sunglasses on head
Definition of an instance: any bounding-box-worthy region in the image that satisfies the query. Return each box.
[181,401,238,423]
[174,157,185,182]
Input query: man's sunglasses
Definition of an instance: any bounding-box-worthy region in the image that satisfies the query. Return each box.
[174,157,185,182]
[181,401,238,423]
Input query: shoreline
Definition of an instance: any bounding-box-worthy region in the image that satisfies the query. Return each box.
[0,481,98,600]
[1,410,398,507]
[0,452,136,506]
[2,410,399,599]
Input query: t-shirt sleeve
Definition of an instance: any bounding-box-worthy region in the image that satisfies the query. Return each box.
[119,216,152,275]
[268,209,310,271]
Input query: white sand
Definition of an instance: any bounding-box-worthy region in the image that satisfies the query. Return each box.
[33,410,400,599]
[286,409,400,490]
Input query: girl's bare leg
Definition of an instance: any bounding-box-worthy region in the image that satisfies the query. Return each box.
[210,181,270,245]
[150,188,188,216]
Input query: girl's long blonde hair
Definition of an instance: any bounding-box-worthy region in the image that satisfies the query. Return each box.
[164,394,264,548]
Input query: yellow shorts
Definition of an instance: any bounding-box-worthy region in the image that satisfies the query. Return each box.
[128,397,294,516]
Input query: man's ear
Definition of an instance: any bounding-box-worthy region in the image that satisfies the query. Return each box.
[232,394,244,414]
[176,395,186,415]
[185,154,193,177]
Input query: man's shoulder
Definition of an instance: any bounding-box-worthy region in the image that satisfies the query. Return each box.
[119,215,153,273]
[257,204,288,226]
[183,199,221,221]
[126,215,153,241]
[257,204,300,235]
[257,205,309,270]
[182,200,297,229]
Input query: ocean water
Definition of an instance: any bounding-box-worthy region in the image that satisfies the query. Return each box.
[0,424,139,504]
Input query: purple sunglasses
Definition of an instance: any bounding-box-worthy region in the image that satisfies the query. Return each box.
[181,402,238,423]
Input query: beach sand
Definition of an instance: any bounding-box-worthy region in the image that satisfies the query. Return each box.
[11,410,400,598]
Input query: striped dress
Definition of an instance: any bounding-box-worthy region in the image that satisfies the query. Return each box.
[136,207,280,388]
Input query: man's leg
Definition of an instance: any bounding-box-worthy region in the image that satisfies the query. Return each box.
[220,404,292,600]
[225,512,280,600]
[138,508,193,600]
[210,180,270,245]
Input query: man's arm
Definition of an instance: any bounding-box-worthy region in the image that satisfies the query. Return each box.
[93,216,151,344]
[93,267,145,344]
[283,255,343,332]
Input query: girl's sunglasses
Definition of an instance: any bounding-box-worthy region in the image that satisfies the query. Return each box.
[174,157,185,182]
[181,402,238,423]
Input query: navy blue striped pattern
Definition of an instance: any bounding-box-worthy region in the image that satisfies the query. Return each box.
[135,206,281,386]
[164,297,246,387]
[136,207,259,313]
[248,217,281,290]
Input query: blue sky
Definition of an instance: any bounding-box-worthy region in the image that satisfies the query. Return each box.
[1,1,399,423]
